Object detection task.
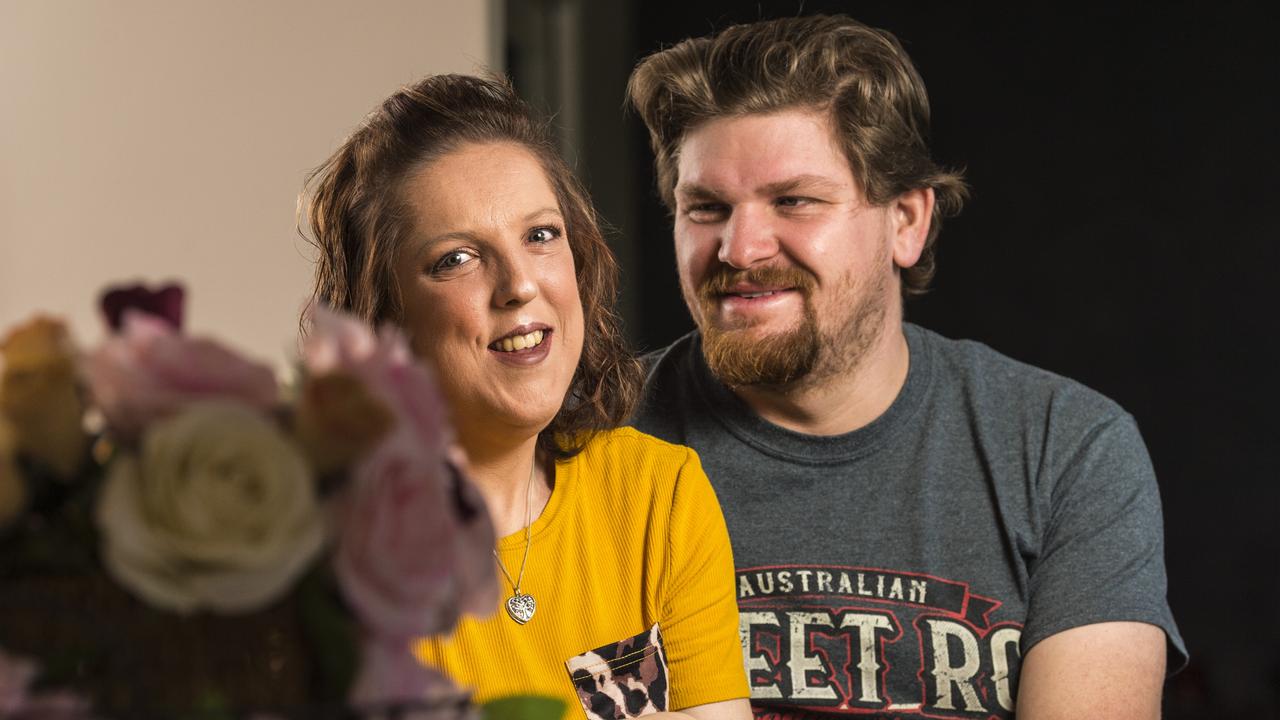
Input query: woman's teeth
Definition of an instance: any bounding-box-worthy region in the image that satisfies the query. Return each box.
[494,330,545,352]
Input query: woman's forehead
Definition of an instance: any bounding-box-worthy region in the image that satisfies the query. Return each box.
[407,142,560,229]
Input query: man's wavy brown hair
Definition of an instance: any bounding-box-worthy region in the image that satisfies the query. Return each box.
[300,74,640,459]
[628,14,969,295]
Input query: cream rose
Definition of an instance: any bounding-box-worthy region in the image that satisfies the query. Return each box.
[97,401,326,614]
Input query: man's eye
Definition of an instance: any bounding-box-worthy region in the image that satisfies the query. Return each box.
[527,226,562,244]
[686,203,729,222]
[776,196,813,208]
[432,250,476,272]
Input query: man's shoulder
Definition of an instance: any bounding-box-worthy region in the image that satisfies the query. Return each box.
[914,323,1130,428]
[637,330,699,383]
[632,331,705,435]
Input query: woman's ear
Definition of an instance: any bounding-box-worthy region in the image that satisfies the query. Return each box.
[890,187,935,269]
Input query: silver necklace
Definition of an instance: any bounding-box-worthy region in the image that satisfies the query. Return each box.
[493,459,537,625]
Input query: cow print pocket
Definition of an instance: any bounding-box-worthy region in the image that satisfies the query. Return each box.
[564,623,669,720]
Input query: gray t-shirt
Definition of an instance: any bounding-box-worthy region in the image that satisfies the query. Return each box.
[633,323,1186,719]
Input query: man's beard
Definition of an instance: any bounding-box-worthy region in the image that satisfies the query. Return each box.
[693,261,889,389]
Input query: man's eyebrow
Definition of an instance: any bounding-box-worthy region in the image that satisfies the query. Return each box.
[674,183,720,201]
[676,175,844,201]
[760,174,844,195]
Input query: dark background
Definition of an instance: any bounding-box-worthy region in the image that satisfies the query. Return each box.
[510,2,1278,716]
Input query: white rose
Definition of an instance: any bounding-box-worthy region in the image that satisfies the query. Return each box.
[97,401,326,614]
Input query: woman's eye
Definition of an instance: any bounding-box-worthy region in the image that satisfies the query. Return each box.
[527,226,562,244]
[432,250,476,273]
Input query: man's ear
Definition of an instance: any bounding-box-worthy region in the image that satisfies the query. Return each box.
[890,187,935,269]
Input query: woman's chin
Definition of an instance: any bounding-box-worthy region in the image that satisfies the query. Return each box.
[455,401,563,450]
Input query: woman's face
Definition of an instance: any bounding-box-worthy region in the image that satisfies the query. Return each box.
[395,142,584,446]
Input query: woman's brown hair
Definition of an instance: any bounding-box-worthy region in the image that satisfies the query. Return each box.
[301,74,640,458]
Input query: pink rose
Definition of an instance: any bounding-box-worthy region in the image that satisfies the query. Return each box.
[312,306,498,635]
[332,435,499,640]
[349,636,456,709]
[442,447,501,619]
[1,647,37,715]
[84,311,278,440]
[334,432,467,638]
[0,648,92,720]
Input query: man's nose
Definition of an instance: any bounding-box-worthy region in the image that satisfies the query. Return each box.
[717,205,780,269]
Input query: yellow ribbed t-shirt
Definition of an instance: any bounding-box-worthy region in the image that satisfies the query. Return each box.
[414,427,747,715]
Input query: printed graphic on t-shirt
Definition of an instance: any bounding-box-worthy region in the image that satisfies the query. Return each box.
[737,565,1023,720]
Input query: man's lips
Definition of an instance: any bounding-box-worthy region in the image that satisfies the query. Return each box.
[712,288,802,322]
[718,285,797,299]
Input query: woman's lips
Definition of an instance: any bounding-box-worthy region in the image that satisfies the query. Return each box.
[488,328,552,366]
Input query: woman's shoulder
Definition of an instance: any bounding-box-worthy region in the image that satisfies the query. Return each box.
[578,426,700,466]
[567,427,705,496]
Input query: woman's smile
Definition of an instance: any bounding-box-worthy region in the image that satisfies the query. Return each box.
[488,325,553,366]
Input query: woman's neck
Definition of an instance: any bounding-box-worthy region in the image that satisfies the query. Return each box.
[460,435,553,540]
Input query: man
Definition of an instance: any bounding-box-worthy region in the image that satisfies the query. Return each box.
[628,14,1185,719]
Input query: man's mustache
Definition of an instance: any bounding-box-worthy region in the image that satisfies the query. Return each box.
[698,265,816,301]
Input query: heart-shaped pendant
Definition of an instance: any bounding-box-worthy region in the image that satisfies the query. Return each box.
[505,592,536,625]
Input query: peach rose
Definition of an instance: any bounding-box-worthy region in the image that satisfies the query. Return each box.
[300,306,448,454]
[0,316,88,478]
[84,311,278,442]
[293,370,396,476]
[0,420,25,529]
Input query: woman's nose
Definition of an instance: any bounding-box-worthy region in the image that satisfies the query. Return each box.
[494,256,538,307]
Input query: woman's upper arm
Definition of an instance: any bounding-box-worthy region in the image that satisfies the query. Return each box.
[658,447,749,710]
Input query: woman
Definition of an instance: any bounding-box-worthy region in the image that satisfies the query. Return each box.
[302,74,750,720]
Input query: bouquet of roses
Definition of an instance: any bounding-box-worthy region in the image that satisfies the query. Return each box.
[0,284,514,720]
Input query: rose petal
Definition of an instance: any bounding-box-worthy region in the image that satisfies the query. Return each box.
[100,283,184,332]
[350,635,455,707]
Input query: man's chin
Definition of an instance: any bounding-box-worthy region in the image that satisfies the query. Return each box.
[700,323,819,387]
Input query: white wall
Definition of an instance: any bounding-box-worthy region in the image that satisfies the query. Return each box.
[1,1,496,368]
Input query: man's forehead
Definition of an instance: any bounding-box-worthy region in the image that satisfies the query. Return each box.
[673,109,852,195]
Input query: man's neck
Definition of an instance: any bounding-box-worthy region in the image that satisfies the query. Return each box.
[730,322,911,437]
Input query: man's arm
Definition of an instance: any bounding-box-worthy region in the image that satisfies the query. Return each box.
[1016,621,1166,719]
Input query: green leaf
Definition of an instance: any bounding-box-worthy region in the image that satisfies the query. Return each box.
[481,695,567,720]
[177,689,236,720]
[296,562,358,701]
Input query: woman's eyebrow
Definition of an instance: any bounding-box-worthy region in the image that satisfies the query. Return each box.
[409,230,476,259]
[523,207,562,222]
[411,208,562,256]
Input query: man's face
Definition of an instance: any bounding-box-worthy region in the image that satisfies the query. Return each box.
[673,108,900,387]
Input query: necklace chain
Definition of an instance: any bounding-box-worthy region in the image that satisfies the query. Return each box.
[493,458,535,595]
